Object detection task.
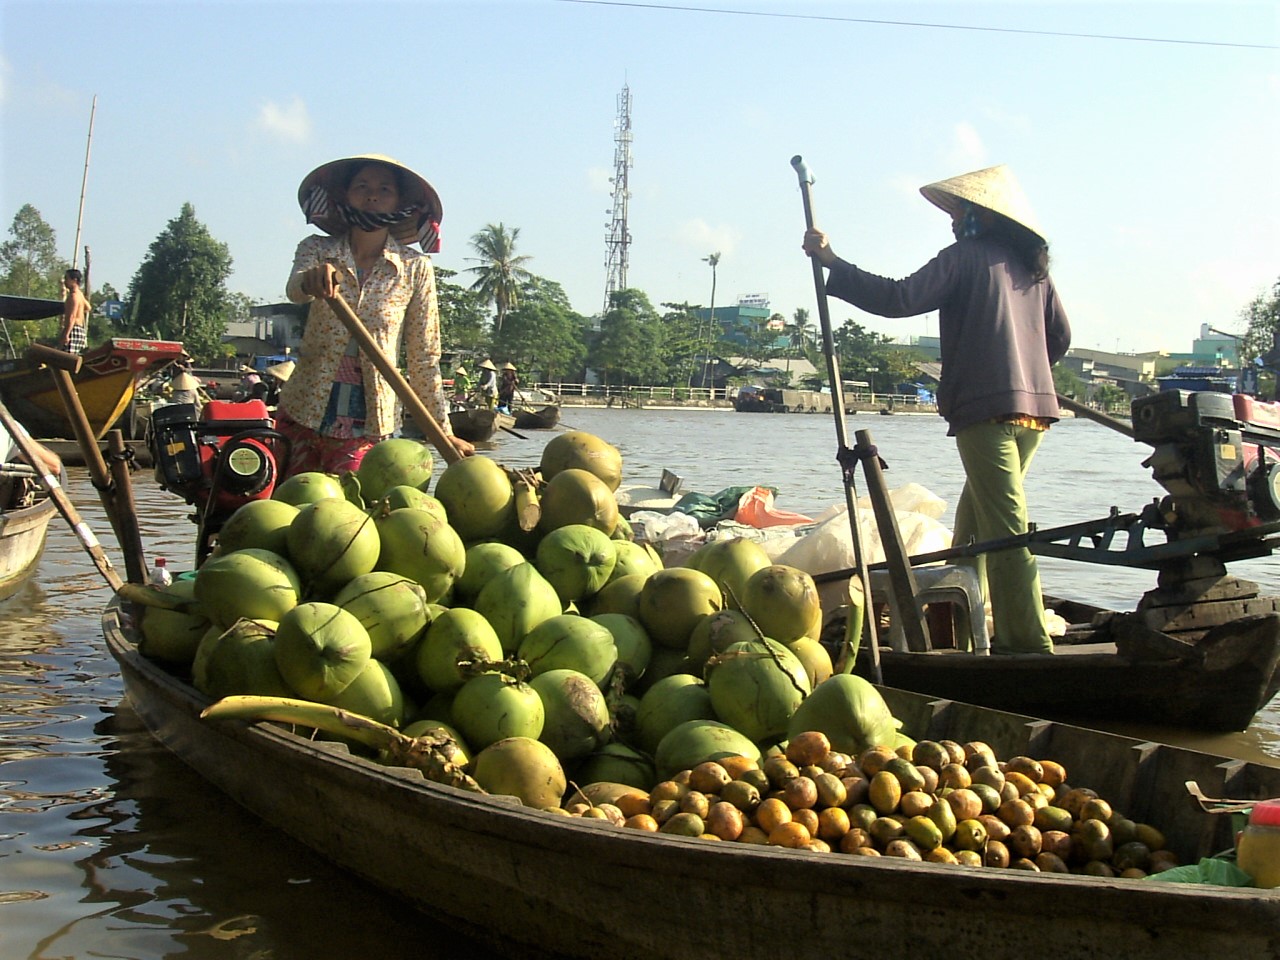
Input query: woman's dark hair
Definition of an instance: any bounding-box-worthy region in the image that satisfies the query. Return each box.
[342,161,407,197]
[983,210,1050,282]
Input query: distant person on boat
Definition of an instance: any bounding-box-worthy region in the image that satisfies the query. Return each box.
[476,359,499,410]
[803,164,1071,655]
[167,370,204,409]
[277,154,473,477]
[60,269,89,355]
[451,364,472,403]
[497,362,519,413]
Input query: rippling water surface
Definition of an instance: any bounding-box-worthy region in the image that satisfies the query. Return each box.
[2,408,1276,958]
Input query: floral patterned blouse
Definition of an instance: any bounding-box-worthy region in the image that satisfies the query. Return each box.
[278,233,453,439]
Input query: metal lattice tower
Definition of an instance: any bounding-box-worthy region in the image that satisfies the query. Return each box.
[603,84,633,313]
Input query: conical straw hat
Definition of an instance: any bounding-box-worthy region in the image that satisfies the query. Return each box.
[265,360,296,382]
[919,164,1045,241]
[171,372,200,391]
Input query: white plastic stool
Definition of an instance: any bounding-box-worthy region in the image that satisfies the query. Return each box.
[869,566,990,654]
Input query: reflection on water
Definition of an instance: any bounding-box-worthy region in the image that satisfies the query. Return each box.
[0,412,1276,957]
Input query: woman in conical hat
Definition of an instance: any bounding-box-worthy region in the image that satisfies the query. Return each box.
[802,163,1071,655]
[276,154,474,477]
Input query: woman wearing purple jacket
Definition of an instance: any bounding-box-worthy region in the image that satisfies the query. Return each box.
[803,164,1071,654]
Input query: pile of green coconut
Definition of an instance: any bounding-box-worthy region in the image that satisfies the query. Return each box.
[137,430,902,809]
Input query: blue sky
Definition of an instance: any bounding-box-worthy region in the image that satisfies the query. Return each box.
[2,1,1277,354]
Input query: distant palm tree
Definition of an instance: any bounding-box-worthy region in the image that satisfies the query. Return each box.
[466,223,533,334]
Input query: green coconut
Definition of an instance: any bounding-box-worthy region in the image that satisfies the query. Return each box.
[686,608,760,671]
[785,673,902,756]
[690,537,772,610]
[739,564,822,645]
[634,673,716,756]
[517,614,618,687]
[215,499,300,557]
[415,607,504,694]
[451,672,545,750]
[574,742,655,791]
[474,562,562,653]
[454,541,527,604]
[376,485,450,524]
[470,737,566,809]
[286,498,381,596]
[273,602,372,701]
[357,437,434,502]
[539,430,623,491]
[139,579,208,666]
[638,566,723,650]
[194,548,302,629]
[534,523,617,603]
[373,507,466,604]
[273,471,345,506]
[432,455,514,542]
[609,539,663,582]
[585,572,647,619]
[193,619,292,700]
[589,612,652,684]
[530,668,611,763]
[538,468,618,535]
[321,658,406,728]
[332,571,431,661]
[632,648,697,695]
[787,636,834,689]
[654,719,762,782]
[706,638,811,745]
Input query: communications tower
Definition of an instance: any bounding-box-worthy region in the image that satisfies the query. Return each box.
[603,84,633,314]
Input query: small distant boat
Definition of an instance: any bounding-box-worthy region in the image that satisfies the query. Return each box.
[0,329,186,439]
[0,458,58,601]
[446,404,515,443]
[734,384,787,413]
[510,388,561,430]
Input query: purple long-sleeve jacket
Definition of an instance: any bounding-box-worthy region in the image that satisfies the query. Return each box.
[825,238,1071,435]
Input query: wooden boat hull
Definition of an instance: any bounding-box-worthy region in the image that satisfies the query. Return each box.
[447,406,514,443]
[0,469,57,600]
[103,600,1280,960]
[512,403,560,430]
[0,338,186,439]
[852,614,1280,733]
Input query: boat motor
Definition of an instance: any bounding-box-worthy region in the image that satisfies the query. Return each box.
[149,399,287,563]
[1132,390,1280,543]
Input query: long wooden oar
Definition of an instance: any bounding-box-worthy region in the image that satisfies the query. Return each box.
[0,397,123,591]
[324,292,462,465]
[791,155,882,683]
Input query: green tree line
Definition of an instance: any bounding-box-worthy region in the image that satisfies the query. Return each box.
[4,203,1276,397]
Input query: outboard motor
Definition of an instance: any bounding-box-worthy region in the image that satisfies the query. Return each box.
[149,399,287,563]
[1132,390,1280,540]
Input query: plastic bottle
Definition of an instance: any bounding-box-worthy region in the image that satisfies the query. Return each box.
[1237,798,1280,889]
[148,557,173,587]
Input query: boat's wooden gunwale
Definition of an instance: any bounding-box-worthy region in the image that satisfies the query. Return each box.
[103,601,1280,960]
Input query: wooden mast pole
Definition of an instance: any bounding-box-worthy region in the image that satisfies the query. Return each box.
[71,96,97,271]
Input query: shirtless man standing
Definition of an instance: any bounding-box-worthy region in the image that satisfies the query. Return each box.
[60,269,89,354]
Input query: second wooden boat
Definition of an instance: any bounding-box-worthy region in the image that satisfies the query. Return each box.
[0,337,186,439]
[0,460,57,600]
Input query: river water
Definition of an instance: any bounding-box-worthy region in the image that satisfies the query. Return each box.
[2,407,1277,958]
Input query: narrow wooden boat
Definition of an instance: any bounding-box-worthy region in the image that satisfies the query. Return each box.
[103,599,1280,960]
[447,405,515,443]
[733,384,787,413]
[0,337,186,439]
[0,461,58,600]
[512,403,560,430]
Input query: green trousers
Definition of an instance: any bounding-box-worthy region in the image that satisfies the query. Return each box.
[952,421,1052,654]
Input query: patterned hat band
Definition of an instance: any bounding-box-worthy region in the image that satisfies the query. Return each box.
[302,184,441,253]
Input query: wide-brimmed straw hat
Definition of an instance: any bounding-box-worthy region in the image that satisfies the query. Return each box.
[501,362,516,371]
[919,164,1045,242]
[171,372,200,391]
[265,360,296,382]
[297,154,443,251]
[478,359,497,371]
